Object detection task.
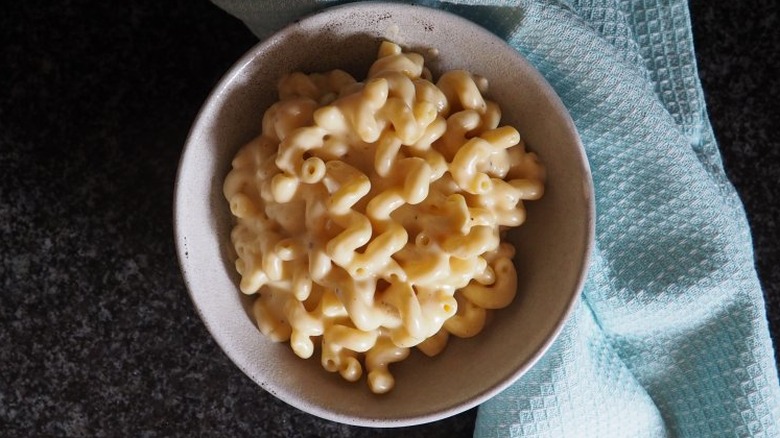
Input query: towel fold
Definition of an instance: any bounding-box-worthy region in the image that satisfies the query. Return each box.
[210,0,780,435]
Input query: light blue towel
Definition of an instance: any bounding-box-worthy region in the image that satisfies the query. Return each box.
[210,1,780,435]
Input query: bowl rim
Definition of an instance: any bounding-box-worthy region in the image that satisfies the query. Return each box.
[174,0,595,427]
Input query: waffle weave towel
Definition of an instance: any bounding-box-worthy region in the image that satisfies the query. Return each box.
[209,1,780,435]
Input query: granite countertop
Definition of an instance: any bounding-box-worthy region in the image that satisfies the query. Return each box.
[1,1,778,436]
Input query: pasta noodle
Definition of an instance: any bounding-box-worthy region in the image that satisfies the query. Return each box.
[223,41,545,393]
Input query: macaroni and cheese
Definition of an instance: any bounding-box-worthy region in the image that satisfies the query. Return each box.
[223,41,545,393]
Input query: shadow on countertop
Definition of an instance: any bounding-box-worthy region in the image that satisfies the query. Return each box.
[1,0,777,436]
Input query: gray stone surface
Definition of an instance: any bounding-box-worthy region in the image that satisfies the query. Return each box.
[1,1,777,436]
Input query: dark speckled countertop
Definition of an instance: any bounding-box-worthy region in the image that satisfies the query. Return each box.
[1,1,778,436]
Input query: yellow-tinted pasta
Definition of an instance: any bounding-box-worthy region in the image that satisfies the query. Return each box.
[224,41,545,394]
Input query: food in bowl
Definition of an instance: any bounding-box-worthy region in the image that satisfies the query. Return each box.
[222,41,545,394]
[176,1,592,426]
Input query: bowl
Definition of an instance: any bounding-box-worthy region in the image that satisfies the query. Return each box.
[174,1,594,428]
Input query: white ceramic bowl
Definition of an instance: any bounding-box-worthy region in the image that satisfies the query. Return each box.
[175,2,594,428]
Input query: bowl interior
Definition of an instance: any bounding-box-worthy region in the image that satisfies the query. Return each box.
[175,2,593,428]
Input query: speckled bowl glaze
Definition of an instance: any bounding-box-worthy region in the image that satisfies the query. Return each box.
[174,2,594,428]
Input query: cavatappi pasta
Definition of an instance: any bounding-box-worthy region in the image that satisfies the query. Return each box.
[223,41,545,394]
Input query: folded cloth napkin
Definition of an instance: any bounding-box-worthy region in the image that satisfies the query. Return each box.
[210,0,780,435]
